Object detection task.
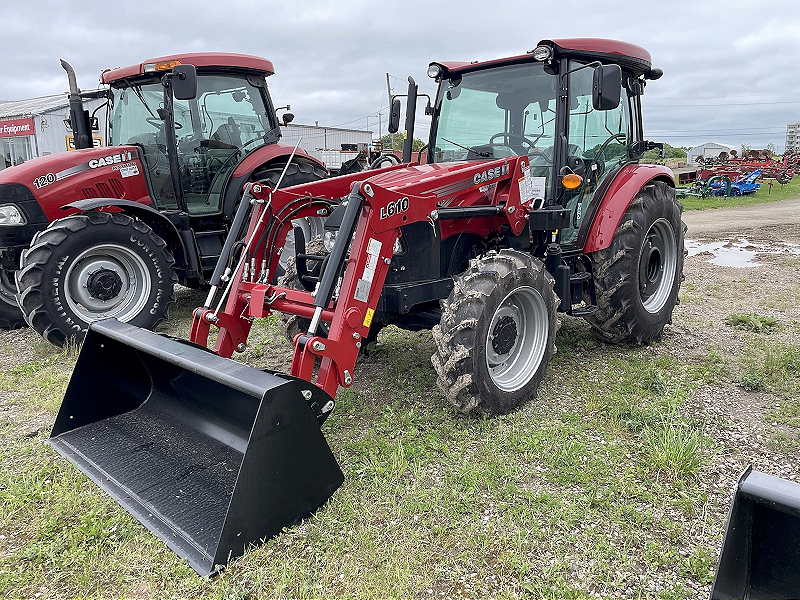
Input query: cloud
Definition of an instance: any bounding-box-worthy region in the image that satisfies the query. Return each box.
[2,0,800,150]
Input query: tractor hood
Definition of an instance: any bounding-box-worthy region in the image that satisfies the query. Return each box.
[366,160,511,198]
[0,145,151,221]
[0,146,139,187]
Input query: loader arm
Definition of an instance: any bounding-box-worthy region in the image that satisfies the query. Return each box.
[190,156,530,398]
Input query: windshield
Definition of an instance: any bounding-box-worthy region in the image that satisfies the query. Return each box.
[109,74,274,214]
[109,74,273,148]
[432,63,558,164]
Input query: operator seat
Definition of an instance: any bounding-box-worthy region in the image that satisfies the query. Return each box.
[213,117,243,148]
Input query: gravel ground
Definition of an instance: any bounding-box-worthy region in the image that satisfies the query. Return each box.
[673,200,800,596]
[2,197,800,598]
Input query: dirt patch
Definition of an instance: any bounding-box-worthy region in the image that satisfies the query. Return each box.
[677,201,800,486]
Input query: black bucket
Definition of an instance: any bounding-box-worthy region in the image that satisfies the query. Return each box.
[48,319,343,576]
[711,467,800,599]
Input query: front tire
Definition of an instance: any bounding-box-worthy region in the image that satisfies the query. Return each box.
[16,212,177,347]
[583,181,684,345]
[432,249,558,416]
[0,269,26,329]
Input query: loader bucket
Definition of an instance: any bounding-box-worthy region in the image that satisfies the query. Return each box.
[48,319,344,576]
[711,467,800,599]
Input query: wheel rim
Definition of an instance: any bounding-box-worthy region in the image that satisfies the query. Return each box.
[485,285,549,393]
[639,218,677,313]
[279,216,326,270]
[64,244,151,323]
[0,269,17,306]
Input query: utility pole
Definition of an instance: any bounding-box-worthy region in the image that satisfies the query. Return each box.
[386,73,394,151]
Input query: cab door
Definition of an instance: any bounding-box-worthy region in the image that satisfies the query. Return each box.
[560,62,631,246]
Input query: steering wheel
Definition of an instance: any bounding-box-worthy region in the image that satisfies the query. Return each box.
[369,153,401,170]
[489,132,540,154]
[145,117,182,130]
[589,133,627,178]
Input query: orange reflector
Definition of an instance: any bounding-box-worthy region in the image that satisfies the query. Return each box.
[144,60,183,73]
[562,173,583,189]
[156,60,182,71]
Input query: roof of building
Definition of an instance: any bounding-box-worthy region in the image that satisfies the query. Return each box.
[689,142,737,150]
[0,94,69,120]
[283,123,372,135]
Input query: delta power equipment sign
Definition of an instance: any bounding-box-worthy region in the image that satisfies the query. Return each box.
[0,118,35,137]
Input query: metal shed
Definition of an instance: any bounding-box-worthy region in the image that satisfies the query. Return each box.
[0,94,107,170]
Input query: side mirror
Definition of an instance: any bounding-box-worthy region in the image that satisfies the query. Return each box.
[592,64,621,111]
[282,112,295,125]
[388,98,401,134]
[172,64,197,100]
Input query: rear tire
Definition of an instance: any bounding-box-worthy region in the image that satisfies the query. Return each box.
[432,249,558,416]
[16,212,177,347]
[0,269,26,329]
[278,237,328,344]
[252,160,328,275]
[583,181,684,345]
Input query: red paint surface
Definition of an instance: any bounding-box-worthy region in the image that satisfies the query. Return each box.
[102,53,275,83]
[437,38,651,76]
[581,164,674,253]
[0,145,150,220]
[231,144,321,179]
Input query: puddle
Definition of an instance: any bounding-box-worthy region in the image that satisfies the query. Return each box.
[685,238,800,268]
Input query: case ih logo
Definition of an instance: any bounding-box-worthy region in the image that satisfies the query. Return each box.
[473,163,510,185]
[89,151,136,169]
[0,118,34,137]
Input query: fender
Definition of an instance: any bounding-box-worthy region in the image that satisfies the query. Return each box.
[60,199,195,275]
[579,164,674,253]
[231,143,325,179]
[221,144,328,219]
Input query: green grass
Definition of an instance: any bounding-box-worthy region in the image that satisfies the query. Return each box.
[725,312,780,334]
[0,313,779,598]
[679,175,800,211]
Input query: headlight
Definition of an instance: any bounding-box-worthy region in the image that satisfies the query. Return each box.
[0,204,26,225]
[531,45,553,62]
[427,64,444,79]
[323,230,337,253]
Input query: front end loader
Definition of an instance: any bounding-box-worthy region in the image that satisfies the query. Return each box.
[711,467,800,599]
[47,38,743,575]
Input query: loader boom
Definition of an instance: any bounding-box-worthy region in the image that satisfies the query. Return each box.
[191,156,531,398]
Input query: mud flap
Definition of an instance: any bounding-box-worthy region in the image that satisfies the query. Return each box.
[48,319,344,576]
[711,467,800,599]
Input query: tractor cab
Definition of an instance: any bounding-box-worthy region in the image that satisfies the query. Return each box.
[103,54,288,218]
[423,38,663,248]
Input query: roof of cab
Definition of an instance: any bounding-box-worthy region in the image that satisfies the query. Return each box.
[434,38,652,77]
[101,52,275,84]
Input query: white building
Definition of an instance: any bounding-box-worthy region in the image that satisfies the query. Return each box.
[686,142,738,166]
[280,123,374,169]
[786,123,799,154]
[0,94,107,170]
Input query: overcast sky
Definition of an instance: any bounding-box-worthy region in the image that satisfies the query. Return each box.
[3,0,799,152]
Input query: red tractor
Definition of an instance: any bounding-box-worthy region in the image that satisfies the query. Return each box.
[0,53,328,342]
[50,39,686,573]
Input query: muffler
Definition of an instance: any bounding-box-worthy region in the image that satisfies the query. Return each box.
[711,467,800,599]
[48,318,343,576]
